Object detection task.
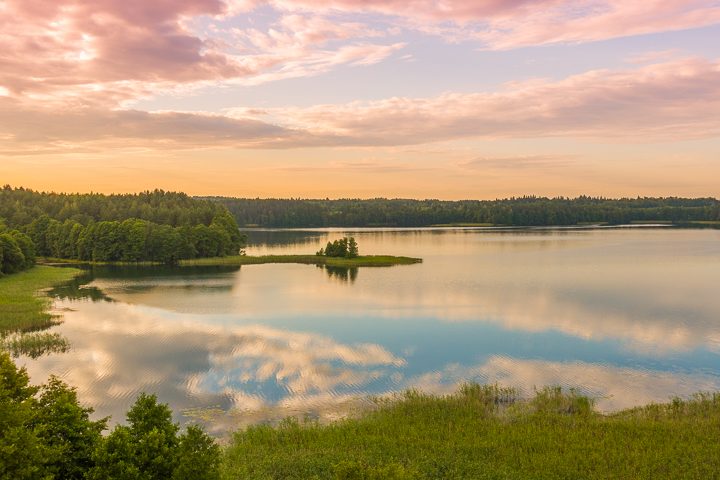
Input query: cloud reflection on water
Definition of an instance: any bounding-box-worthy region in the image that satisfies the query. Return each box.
[19,296,720,434]
[22,300,404,430]
[19,229,720,433]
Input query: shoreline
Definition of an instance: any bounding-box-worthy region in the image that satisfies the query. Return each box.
[38,254,423,268]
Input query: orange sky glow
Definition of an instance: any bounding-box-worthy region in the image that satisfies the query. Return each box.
[1,0,719,199]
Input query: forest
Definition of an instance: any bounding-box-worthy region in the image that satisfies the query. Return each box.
[0,187,246,265]
[206,196,720,228]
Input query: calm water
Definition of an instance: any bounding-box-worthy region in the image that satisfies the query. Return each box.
[20,227,720,434]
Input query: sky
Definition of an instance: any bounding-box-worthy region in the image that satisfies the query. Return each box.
[1,0,719,199]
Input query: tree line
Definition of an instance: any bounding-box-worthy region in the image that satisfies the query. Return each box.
[205,196,720,228]
[0,187,246,265]
[1,352,220,480]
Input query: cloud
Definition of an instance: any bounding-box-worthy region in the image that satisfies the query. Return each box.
[0,0,405,107]
[0,0,236,96]
[2,58,719,152]
[259,0,720,49]
[262,57,720,145]
[0,98,295,153]
[23,298,405,430]
[1,0,716,115]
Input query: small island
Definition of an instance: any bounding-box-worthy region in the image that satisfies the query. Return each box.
[181,236,422,267]
[180,254,421,267]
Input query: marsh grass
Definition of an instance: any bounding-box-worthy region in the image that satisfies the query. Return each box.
[0,331,70,358]
[0,266,80,357]
[222,385,720,479]
[0,266,81,332]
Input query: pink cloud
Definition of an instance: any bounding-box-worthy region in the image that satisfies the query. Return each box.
[0,0,404,107]
[2,0,716,114]
[256,57,720,145]
[265,0,720,48]
[0,97,295,154]
[0,0,236,84]
[2,58,719,153]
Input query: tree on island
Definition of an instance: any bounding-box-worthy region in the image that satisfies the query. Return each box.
[316,236,359,258]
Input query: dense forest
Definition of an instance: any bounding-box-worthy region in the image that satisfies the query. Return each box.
[206,196,720,228]
[0,187,246,265]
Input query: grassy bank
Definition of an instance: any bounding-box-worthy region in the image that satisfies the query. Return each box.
[0,265,81,332]
[222,385,720,479]
[180,255,422,267]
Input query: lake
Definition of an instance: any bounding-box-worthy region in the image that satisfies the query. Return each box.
[20,227,720,434]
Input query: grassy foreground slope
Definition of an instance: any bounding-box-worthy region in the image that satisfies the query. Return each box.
[222,385,720,480]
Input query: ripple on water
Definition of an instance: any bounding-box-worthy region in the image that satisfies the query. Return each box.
[17,228,720,433]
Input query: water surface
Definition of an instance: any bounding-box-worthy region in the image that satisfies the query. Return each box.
[20,227,720,434]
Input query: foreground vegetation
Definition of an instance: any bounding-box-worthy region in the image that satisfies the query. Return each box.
[3,348,720,479]
[180,255,421,267]
[223,385,720,479]
[0,352,220,480]
[208,196,720,227]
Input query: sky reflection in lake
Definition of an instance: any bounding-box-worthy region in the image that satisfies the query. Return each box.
[19,228,720,434]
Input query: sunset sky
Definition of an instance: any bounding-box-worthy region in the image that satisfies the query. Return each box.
[1,0,719,199]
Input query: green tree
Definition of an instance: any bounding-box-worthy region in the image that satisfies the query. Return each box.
[0,234,26,274]
[92,394,178,479]
[347,237,359,258]
[34,377,106,480]
[323,237,357,258]
[8,231,36,268]
[125,393,179,479]
[88,426,141,480]
[172,425,221,480]
[25,215,53,257]
[91,393,220,479]
[0,352,45,480]
[210,212,246,255]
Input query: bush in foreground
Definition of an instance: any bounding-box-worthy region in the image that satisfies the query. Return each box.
[0,352,220,480]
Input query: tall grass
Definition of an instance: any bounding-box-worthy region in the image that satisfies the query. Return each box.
[0,266,80,358]
[0,331,70,358]
[222,385,720,479]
